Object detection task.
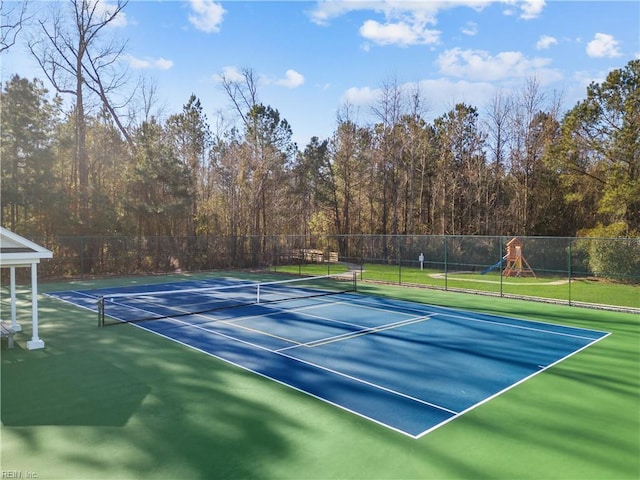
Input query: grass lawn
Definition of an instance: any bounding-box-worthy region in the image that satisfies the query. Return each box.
[1,272,639,479]
[271,263,350,276]
[274,262,639,309]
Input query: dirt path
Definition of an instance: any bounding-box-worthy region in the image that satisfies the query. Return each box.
[427,273,569,286]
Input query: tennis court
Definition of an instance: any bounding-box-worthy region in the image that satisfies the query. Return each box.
[46,273,609,438]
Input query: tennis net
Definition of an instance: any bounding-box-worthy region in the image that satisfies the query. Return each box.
[97,272,357,326]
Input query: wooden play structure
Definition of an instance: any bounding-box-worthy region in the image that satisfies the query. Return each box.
[502,237,536,278]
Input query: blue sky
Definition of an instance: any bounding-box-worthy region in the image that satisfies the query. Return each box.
[3,0,639,147]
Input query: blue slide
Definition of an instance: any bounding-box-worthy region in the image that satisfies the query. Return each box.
[482,254,508,275]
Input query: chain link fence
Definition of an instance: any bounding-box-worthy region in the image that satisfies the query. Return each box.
[14,234,640,312]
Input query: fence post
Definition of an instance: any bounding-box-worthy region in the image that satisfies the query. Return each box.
[568,239,572,306]
[499,236,503,297]
[444,235,448,291]
[80,237,84,280]
[398,236,402,285]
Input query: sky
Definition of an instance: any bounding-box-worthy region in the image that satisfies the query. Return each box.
[2,0,639,147]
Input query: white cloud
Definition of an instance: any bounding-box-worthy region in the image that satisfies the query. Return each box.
[309,0,545,26]
[341,78,499,124]
[417,78,498,117]
[308,0,356,26]
[213,66,245,83]
[97,0,128,27]
[309,0,491,46]
[586,33,622,58]
[309,1,546,47]
[276,70,305,89]
[462,21,478,36]
[519,0,545,20]
[309,1,493,26]
[437,47,561,83]
[342,86,380,107]
[502,0,545,19]
[573,69,605,91]
[126,55,173,70]
[536,35,557,50]
[188,0,225,33]
[359,19,440,46]
[213,67,304,89]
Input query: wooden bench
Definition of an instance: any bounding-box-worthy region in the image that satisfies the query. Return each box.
[1,322,15,349]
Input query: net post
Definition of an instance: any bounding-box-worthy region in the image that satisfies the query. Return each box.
[256,284,261,304]
[97,297,104,327]
[352,270,357,292]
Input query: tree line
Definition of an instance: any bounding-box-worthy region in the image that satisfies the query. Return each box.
[1,1,639,246]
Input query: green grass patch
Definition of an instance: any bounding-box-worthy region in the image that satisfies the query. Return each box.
[270,262,350,276]
[2,272,638,479]
[360,263,639,309]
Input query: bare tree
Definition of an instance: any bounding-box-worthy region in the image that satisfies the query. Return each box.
[371,77,404,235]
[401,83,433,234]
[1,0,31,53]
[483,89,512,232]
[485,89,512,172]
[127,75,166,127]
[218,67,296,257]
[508,77,553,234]
[28,0,131,224]
[219,67,259,127]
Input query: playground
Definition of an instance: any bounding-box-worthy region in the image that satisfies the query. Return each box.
[426,238,546,285]
[479,237,537,277]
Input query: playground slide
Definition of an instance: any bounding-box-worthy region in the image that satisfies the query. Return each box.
[481,254,508,275]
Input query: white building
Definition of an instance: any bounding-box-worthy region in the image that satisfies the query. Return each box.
[0,227,53,349]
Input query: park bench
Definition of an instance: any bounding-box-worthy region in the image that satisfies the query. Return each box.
[1,322,15,348]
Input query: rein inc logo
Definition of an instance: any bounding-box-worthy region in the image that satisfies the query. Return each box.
[2,472,38,479]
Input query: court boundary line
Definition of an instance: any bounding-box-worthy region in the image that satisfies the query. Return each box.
[45,287,611,439]
[58,290,462,427]
[281,314,435,350]
[145,298,610,438]
[335,293,609,339]
[128,323,435,438]
[43,290,101,311]
[146,310,462,416]
[146,308,610,440]
[414,330,612,438]
[196,301,396,347]
[126,311,461,438]
[439,311,604,341]
[48,282,611,340]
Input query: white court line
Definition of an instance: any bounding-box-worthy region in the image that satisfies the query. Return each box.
[413,331,611,438]
[334,294,608,340]
[198,297,424,347]
[43,290,101,313]
[89,295,462,418]
[127,310,461,420]
[47,288,610,439]
[439,311,604,341]
[279,314,435,350]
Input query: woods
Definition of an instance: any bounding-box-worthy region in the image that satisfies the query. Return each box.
[1,1,639,245]
[3,61,638,241]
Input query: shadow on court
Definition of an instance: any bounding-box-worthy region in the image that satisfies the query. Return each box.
[1,352,150,426]
[1,292,307,479]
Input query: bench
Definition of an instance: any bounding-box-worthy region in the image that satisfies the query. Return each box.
[1,322,15,349]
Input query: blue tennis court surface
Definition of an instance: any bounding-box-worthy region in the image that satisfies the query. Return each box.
[47,277,609,438]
